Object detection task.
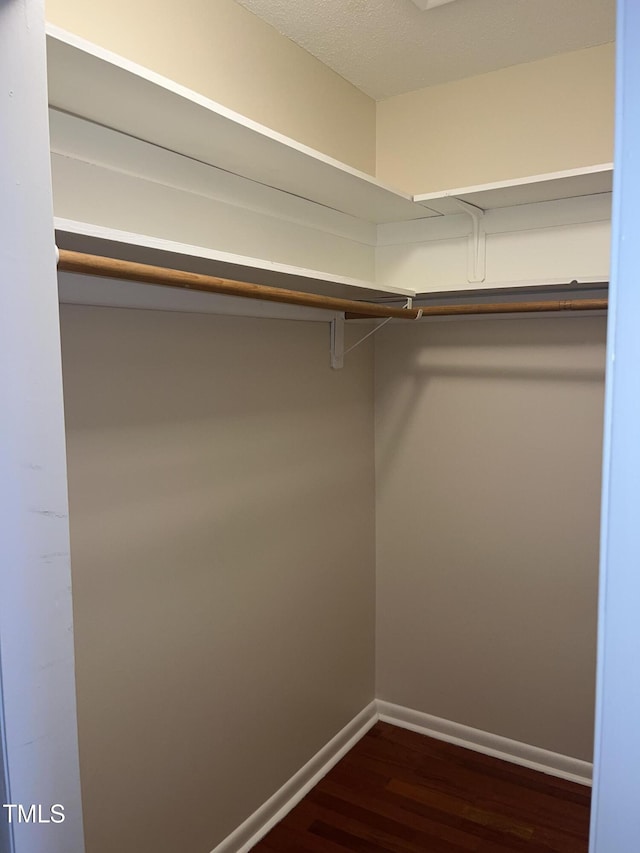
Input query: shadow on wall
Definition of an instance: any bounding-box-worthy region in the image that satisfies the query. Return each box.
[375,316,607,488]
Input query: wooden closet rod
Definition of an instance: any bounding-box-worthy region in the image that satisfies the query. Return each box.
[57,250,608,320]
[345,299,608,319]
[57,250,418,320]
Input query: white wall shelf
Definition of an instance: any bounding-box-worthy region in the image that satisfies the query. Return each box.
[46,25,432,225]
[55,220,413,320]
[414,164,613,215]
[46,25,613,300]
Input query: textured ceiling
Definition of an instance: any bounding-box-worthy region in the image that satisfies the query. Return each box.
[233,0,615,100]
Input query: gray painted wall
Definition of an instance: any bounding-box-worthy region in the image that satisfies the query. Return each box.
[60,305,375,853]
[375,315,606,761]
[60,303,606,853]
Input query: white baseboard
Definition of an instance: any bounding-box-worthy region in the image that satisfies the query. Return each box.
[210,701,378,853]
[376,700,593,787]
[211,698,591,852]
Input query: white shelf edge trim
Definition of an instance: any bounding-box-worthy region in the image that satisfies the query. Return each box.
[414,163,614,206]
[377,701,593,786]
[54,218,416,298]
[210,702,378,853]
[45,24,419,220]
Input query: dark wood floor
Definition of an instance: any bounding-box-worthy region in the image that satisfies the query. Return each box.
[253,721,591,853]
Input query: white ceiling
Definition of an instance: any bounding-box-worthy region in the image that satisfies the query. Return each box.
[234,0,615,100]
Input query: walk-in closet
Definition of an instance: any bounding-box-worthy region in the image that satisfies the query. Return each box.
[2,1,639,852]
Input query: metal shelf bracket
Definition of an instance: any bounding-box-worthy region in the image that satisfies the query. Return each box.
[454,198,487,284]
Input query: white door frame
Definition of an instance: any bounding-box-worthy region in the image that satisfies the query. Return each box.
[589,0,640,850]
[0,1,84,851]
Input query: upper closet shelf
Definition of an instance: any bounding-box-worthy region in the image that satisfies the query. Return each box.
[46,25,431,226]
[414,164,613,216]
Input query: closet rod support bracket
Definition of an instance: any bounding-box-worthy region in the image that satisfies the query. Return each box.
[330,313,345,369]
[330,300,414,370]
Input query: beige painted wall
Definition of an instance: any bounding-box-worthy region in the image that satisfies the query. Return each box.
[46,0,376,173]
[375,316,605,761]
[377,44,615,194]
[60,305,375,853]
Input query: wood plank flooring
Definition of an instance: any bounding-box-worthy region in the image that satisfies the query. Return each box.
[253,722,591,852]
